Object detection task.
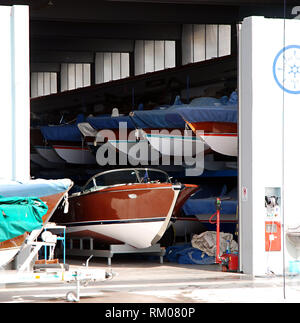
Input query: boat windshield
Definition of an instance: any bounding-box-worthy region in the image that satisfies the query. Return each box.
[136,169,170,184]
[82,168,171,191]
[94,170,139,187]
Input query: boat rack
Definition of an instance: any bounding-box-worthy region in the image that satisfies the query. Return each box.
[13,223,66,271]
[65,237,166,266]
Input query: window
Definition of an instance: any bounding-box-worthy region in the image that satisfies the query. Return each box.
[137,169,170,184]
[83,179,96,192]
[30,72,57,98]
[134,40,176,76]
[60,63,91,91]
[95,52,130,84]
[94,170,139,187]
[182,24,231,65]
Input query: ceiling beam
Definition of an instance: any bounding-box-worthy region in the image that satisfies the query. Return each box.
[30,21,182,40]
[30,62,61,72]
[0,0,297,23]
[105,0,299,5]
[28,1,239,24]
[30,51,94,63]
[31,38,134,53]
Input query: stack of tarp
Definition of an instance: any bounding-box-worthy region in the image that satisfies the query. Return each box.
[191,231,238,257]
[165,231,238,265]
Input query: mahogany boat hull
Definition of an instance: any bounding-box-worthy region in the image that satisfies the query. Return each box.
[187,121,238,157]
[55,182,198,249]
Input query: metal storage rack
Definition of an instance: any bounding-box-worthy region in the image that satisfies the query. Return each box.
[65,237,166,266]
[43,224,66,264]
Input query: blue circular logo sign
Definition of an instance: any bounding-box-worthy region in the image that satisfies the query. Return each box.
[273,45,300,94]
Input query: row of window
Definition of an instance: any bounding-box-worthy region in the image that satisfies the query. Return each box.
[182,24,231,64]
[134,40,176,75]
[31,24,231,98]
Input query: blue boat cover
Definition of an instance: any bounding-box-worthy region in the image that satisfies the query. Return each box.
[131,92,238,129]
[189,91,238,106]
[0,179,72,198]
[86,115,138,130]
[183,197,237,216]
[166,105,238,124]
[40,114,85,142]
[182,186,237,216]
[165,243,215,265]
[189,97,221,106]
[40,124,82,142]
[131,105,188,129]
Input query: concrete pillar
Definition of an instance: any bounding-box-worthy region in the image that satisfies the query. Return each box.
[239,16,300,276]
[0,5,30,182]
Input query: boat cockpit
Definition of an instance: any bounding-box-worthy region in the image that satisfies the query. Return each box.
[73,168,172,196]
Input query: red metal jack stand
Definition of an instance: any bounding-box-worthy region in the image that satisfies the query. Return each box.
[209,197,222,264]
[209,198,238,272]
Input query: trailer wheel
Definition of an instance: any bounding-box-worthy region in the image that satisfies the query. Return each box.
[66,291,77,302]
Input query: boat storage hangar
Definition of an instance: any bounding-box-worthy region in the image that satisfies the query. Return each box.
[1,0,300,303]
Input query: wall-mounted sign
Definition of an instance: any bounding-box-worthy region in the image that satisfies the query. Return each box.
[273,45,300,94]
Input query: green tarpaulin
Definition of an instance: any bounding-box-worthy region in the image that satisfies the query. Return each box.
[0,196,48,242]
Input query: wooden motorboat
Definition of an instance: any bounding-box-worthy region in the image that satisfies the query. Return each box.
[39,115,97,165]
[170,96,238,157]
[51,142,97,165]
[0,178,73,267]
[53,168,198,249]
[184,118,238,157]
[79,115,159,165]
[30,128,66,165]
[130,107,207,159]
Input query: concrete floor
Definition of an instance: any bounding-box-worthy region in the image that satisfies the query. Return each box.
[2,254,299,303]
[75,256,300,303]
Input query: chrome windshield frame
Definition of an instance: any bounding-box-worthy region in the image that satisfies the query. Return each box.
[81,167,171,192]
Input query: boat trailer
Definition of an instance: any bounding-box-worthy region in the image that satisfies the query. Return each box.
[0,224,116,302]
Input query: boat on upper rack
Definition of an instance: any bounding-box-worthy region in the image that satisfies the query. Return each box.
[52,168,199,249]
[78,112,157,165]
[130,97,208,160]
[0,178,73,267]
[30,128,66,167]
[167,92,238,157]
[39,114,97,165]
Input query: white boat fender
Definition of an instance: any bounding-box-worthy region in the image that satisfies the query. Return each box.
[41,230,57,243]
[63,193,69,213]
